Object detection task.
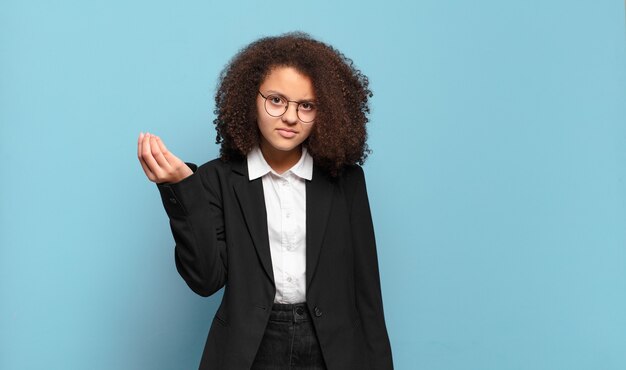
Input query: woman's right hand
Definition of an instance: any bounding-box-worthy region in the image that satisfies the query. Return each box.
[137,132,194,184]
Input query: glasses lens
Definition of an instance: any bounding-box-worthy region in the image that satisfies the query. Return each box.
[297,102,316,123]
[265,94,287,117]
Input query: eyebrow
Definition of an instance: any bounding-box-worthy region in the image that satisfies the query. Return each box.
[265,90,317,103]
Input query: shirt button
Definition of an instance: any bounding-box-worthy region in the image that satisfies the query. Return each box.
[286,277,292,283]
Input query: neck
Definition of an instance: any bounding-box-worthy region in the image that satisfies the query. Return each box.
[260,142,302,174]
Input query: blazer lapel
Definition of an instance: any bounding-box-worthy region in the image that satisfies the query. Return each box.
[231,158,275,285]
[305,165,334,290]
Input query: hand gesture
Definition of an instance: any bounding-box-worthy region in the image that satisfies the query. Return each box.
[137,132,193,184]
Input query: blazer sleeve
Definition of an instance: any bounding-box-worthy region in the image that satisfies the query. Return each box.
[155,162,227,297]
[348,165,394,369]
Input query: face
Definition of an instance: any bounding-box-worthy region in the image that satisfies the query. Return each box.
[256,66,316,157]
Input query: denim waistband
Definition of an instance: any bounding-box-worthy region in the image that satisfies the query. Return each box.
[270,302,310,323]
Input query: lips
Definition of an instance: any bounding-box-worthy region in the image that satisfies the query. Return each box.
[276,128,297,138]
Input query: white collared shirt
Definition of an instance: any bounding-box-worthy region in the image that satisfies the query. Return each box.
[247,146,313,304]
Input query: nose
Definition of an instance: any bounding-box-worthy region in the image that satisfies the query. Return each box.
[281,102,299,125]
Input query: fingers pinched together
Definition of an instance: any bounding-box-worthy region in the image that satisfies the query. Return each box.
[137,132,192,184]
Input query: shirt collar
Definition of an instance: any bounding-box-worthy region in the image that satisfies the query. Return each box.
[247,146,313,181]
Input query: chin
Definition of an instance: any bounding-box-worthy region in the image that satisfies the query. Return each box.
[273,143,301,152]
[264,139,303,153]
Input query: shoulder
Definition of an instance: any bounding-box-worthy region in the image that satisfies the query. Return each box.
[196,157,232,172]
[326,164,368,201]
[179,157,245,198]
[194,156,245,177]
[337,164,366,186]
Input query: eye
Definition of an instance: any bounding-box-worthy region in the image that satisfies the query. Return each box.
[299,102,316,111]
[268,95,286,106]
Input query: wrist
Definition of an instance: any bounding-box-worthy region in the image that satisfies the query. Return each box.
[175,165,194,183]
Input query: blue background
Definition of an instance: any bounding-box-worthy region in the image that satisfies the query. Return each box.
[1,0,625,369]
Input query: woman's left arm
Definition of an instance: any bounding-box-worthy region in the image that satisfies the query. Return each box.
[348,165,394,369]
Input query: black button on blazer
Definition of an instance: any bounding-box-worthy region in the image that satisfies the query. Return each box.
[156,157,393,369]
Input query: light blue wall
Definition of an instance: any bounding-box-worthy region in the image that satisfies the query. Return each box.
[1,1,625,369]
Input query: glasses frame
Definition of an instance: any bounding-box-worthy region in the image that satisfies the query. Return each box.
[258,91,317,123]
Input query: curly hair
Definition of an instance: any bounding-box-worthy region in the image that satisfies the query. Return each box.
[213,31,373,177]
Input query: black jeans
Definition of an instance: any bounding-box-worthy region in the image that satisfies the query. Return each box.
[251,302,327,370]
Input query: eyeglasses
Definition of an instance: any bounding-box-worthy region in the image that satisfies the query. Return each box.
[258,91,317,123]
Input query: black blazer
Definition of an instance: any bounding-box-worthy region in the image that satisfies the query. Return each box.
[156,157,393,369]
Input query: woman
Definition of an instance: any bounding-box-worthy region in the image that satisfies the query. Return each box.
[137,32,393,370]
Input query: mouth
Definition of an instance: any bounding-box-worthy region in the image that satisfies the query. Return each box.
[276,128,298,138]
[276,128,297,133]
